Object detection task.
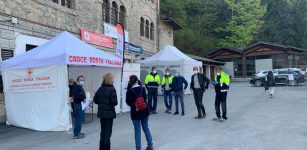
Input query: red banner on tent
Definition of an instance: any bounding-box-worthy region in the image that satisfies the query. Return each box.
[115,24,124,60]
[80,29,113,48]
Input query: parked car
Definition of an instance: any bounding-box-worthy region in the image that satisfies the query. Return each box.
[254,70,269,77]
[250,70,304,87]
[275,68,305,82]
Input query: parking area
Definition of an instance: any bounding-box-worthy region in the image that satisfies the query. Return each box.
[0,82,307,150]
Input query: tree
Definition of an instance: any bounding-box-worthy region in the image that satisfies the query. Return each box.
[292,0,307,48]
[217,0,266,48]
[256,0,296,46]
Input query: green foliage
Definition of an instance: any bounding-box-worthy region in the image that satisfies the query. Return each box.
[217,0,266,48]
[160,0,307,56]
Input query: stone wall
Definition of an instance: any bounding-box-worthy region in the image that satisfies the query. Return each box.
[0,0,159,54]
[158,21,173,50]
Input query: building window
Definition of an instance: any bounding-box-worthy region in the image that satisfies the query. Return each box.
[1,49,13,61]
[102,0,110,23]
[233,58,243,78]
[273,54,286,69]
[119,6,126,28]
[111,1,118,25]
[26,44,38,52]
[145,20,149,38]
[51,0,73,8]
[150,23,154,40]
[140,17,145,36]
[246,56,256,77]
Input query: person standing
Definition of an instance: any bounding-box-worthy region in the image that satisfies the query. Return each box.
[266,71,275,98]
[190,67,210,119]
[93,73,118,150]
[172,72,188,116]
[69,79,75,114]
[126,75,154,150]
[287,69,295,86]
[162,68,173,114]
[213,67,230,121]
[145,67,160,114]
[71,75,86,139]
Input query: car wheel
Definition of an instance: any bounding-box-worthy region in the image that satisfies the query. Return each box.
[255,80,262,87]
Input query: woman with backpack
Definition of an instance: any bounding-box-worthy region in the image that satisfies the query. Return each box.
[126,75,154,150]
[93,73,118,150]
[265,71,275,98]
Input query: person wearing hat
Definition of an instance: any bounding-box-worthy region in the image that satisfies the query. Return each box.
[212,67,230,122]
[145,67,161,114]
[162,68,174,114]
[190,67,210,119]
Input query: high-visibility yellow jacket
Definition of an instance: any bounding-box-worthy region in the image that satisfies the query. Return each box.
[215,71,230,92]
[162,75,173,89]
[145,73,160,88]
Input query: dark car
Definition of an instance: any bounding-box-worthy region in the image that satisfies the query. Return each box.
[250,70,304,87]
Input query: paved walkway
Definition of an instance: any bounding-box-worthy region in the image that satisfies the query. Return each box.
[1,82,307,150]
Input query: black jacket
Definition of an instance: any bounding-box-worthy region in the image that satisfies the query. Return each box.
[126,85,150,120]
[172,76,188,92]
[71,84,86,104]
[93,84,118,119]
[190,73,210,91]
[266,74,275,87]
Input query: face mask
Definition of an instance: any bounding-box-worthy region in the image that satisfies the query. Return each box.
[166,73,170,75]
[79,81,85,86]
[153,70,157,74]
[193,70,198,74]
[217,73,221,76]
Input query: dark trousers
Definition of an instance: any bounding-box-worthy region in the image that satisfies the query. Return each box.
[147,88,158,112]
[193,89,206,116]
[100,118,113,150]
[215,92,227,118]
[174,91,184,113]
[163,90,173,111]
[73,103,83,136]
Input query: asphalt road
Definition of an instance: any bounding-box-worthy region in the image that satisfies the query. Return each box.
[0,82,307,150]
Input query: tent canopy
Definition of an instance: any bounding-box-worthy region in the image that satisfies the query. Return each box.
[139,45,202,66]
[1,31,122,70]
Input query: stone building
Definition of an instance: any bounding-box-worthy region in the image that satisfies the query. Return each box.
[0,0,161,123]
[158,15,182,50]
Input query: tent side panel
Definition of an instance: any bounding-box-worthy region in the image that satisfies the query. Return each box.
[4,65,70,131]
[121,63,140,112]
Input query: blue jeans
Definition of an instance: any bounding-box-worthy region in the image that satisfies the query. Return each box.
[174,91,184,113]
[147,88,158,112]
[73,103,84,136]
[164,90,172,111]
[132,117,153,150]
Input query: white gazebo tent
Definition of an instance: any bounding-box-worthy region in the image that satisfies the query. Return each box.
[1,31,122,131]
[139,45,202,94]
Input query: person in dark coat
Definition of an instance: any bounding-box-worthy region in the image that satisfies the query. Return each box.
[93,73,118,150]
[265,71,275,98]
[190,67,210,119]
[68,79,75,113]
[172,72,188,116]
[71,75,86,139]
[126,75,154,150]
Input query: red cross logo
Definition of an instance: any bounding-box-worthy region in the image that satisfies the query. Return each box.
[26,69,33,77]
